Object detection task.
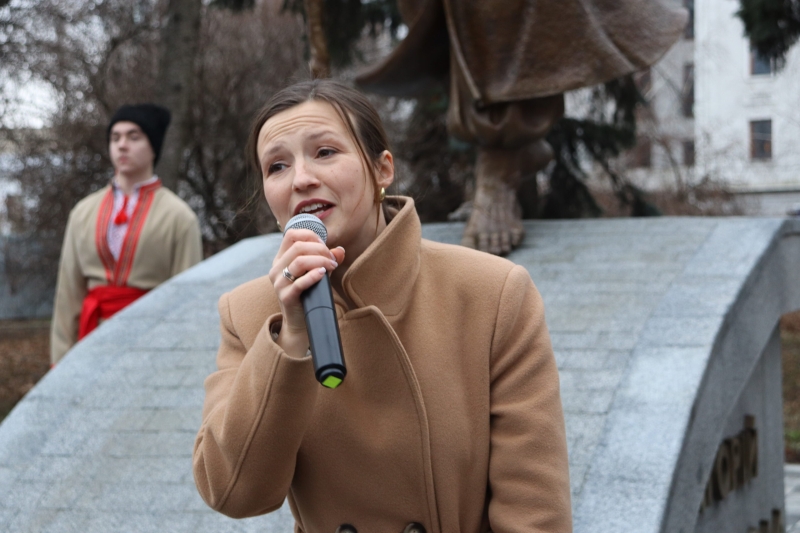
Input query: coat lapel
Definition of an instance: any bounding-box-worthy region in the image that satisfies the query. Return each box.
[340,197,421,317]
[288,198,443,532]
[293,306,440,533]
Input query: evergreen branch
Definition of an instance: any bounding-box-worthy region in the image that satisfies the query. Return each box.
[736,0,800,66]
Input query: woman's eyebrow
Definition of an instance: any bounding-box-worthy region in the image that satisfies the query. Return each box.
[305,130,338,142]
[262,142,285,158]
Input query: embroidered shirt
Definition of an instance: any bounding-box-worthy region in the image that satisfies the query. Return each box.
[107,176,159,260]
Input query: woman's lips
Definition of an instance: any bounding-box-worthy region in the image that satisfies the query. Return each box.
[294,200,334,218]
[315,205,333,220]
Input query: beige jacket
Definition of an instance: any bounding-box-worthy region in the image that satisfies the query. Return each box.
[193,197,571,533]
[51,182,202,363]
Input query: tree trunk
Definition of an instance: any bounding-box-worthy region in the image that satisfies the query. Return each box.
[155,0,202,192]
[304,0,330,78]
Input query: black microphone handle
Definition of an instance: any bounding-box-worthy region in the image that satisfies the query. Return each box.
[301,273,346,388]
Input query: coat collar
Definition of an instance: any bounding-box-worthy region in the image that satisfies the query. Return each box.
[339,196,421,317]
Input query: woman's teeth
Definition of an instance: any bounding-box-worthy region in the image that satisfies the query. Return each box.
[300,203,329,214]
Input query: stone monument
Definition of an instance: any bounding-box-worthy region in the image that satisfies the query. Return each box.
[0,217,798,532]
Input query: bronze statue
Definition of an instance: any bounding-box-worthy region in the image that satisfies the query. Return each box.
[357,0,687,254]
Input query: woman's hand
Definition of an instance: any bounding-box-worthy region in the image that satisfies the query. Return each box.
[268,228,345,358]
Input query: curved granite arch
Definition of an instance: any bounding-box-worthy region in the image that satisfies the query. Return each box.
[0,217,798,532]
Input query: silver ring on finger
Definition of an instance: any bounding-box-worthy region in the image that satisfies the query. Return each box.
[282,267,298,283]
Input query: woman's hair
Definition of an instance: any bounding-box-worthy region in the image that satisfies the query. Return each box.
[247,79,391,203]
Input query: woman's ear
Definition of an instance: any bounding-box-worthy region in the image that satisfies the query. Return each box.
[375,150,395,190]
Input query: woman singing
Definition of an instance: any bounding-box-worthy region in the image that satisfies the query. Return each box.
[193,80,572,533]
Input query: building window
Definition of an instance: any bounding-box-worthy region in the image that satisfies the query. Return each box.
[750,46,773,75]
[683,140,695,167]
[630,137,652,168]
[750,120,772,160]
[684,0,694,39]
[682,63,694,118]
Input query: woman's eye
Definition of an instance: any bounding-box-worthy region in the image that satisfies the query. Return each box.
[318,148,336,158]
[267,162,287,175]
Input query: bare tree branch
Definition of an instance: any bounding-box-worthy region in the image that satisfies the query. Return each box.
[304,0,330,78]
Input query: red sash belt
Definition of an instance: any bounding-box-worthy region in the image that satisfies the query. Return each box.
[78,285,148,340]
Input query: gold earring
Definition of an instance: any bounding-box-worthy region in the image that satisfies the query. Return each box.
[276,221,282,232]
[379,187,386,202]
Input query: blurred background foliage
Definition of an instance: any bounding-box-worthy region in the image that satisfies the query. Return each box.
[736,0,800,67]
[0,0,710,292]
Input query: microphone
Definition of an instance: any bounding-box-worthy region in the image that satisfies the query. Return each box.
[283,214,346,389]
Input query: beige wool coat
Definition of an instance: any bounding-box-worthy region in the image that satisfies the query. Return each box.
[51,182,202,363]
[193,197,571,533]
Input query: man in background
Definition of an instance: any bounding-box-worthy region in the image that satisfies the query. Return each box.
[50,104,202,364]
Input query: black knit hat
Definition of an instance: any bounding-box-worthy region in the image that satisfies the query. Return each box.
[107,104,171,164]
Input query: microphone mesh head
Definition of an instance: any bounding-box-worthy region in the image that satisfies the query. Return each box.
[284,213,327,243]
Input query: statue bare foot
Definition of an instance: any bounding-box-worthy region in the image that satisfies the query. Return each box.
[460,143,554,255]
[460,176,523,255]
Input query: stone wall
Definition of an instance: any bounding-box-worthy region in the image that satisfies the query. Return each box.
[0,217,797,533]
[694,328,784,533]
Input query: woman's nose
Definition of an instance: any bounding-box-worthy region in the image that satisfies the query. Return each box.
[292,161,321,191]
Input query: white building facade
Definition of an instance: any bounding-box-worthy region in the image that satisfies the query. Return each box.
[630,9,696,192]
[572,0,698,203]
[579,0,800,216]
[695,0,800,215]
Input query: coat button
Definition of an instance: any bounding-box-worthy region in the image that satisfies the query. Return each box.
[402,523,426,533]
[335,525,357,533]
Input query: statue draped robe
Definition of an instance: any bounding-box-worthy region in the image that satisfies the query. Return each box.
[357,0,688,107]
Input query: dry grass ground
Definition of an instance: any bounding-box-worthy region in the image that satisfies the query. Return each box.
[0,320,51,422]
[783,310,800,463]
[0,313,799,463]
